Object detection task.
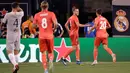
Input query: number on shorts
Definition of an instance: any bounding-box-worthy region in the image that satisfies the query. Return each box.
[41,18,47,29]
[99,21,106,29]
[13,19,18,27]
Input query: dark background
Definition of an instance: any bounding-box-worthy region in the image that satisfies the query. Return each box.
[0,0,112,37]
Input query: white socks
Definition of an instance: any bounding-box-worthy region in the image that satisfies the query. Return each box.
[8,53,18,68]
[15,54,19,63]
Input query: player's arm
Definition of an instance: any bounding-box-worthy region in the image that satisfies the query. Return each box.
[75,21,90,27]
[75,18,90,27]
[106,20,111,29]
[65,19,70,33]
[88,22,97,34]
[11,7,24,18]
[52,13,58,31]
[32,14,38,29]
[58,23,64,37]
[1,13,8,28]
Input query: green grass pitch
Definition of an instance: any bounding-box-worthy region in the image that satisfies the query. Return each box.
[0,62,130,73]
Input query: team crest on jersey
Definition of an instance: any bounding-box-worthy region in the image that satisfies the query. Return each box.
[114,9,129,32]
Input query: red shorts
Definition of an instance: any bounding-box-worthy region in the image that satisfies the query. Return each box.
[69,34,79,46]
[94,37,108,47]
[39,38,54,53]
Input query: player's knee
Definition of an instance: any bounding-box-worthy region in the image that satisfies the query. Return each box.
[103,45,108,50]
[6,49,13,54]
[14,50,19,55]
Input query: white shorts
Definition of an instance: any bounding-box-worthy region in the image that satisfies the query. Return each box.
[6,32,21,51]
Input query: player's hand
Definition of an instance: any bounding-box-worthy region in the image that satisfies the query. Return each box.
[88,31,91,34]
[17,7,22,12]
[57,36,61,38]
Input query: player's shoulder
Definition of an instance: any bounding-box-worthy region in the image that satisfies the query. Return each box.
[48,11,55,15]
[70,15,76,20]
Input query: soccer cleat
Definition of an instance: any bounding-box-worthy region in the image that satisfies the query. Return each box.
[76,61,82,65]
[13,65,19,73]
[44,70,48,73]
[112,54,116,63]
[61,57,67,66]
[49,61,54,73]
[91,60,98,66]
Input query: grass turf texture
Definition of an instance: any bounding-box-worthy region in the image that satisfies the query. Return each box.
[0,62,130,73]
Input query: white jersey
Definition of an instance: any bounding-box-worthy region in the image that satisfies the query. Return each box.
[2,11,24,50]
[3,11,24,35]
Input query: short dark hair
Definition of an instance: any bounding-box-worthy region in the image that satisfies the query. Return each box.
[11,2,19,8]
[41,1,49,9]
[96,8,102,15]
[72,6,78,12]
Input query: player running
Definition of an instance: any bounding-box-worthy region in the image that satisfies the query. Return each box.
[33,1,57,73]
[61,7,90,66]
[2,2,24,73]
[88,8,116,65]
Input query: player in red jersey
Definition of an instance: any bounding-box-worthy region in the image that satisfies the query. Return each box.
[88,8,116,65]
[33,1,57,73]
[61,7,90,66]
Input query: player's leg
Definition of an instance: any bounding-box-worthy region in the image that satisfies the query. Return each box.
[13,38,21,73]
[39,39,48,73]
[61,45,76,66]
[102,38,116,62]
[91,37,100,65]
[6,42,18,72]
[75,44,81,65]
[47,38,54,73]
[61,34,77,65]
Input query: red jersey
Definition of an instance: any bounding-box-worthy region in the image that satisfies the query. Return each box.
[33,10,56,39]
[68,15,79,36]
[95,15,109,38]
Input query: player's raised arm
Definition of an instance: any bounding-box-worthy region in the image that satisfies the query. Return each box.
[11,3,24,18]
[65,19,70,33]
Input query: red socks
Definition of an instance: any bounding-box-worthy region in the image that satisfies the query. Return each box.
[42,54,47,70]
[94,48,98,60]
[76,46,80,61]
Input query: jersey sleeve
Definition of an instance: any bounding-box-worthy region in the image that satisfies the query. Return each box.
[74,17,79,24]
[33,14,38,25]
[51,12,57,22]
[94,18,98,25]
[2,13,8,24]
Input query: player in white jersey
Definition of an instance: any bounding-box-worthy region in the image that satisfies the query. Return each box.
[2,2,24,73]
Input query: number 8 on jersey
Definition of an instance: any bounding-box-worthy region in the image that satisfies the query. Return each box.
[42,18,47,29]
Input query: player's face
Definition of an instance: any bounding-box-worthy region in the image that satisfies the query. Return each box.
[75,9,79,16]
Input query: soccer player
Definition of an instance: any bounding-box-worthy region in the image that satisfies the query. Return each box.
[84,17,96,37]
[61,7,90,65]
[88,8,116,65]
[54,23,64,37]
[33,1,57,73]
[2,2,24,73]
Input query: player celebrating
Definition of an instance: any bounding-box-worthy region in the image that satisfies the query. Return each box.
[2,2,24,73]
[61,7,90,66]
[33,1,57,73]
[88,8,116,65]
